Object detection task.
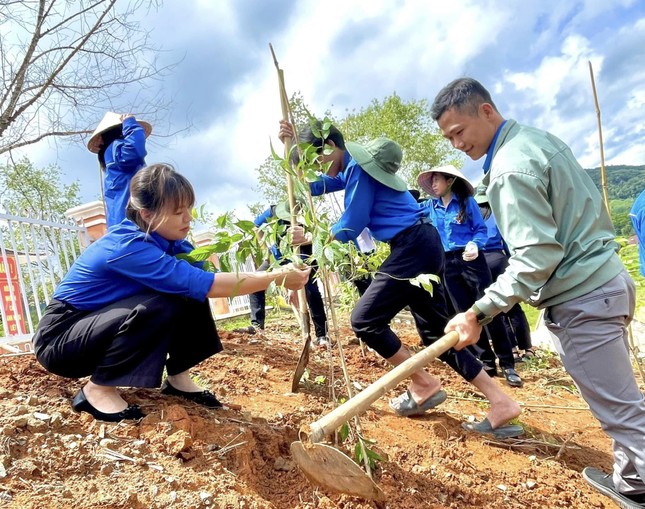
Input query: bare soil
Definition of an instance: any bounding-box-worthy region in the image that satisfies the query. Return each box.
[0,312,640,509]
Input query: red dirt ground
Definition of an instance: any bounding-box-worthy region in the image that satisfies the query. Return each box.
[0,312,640,508]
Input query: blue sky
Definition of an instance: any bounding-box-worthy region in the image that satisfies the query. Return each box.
[19,0,645,220]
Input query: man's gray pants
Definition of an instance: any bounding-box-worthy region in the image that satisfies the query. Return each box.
[545,268,645,496]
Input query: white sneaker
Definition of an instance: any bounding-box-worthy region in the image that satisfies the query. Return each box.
[314,336,331,348]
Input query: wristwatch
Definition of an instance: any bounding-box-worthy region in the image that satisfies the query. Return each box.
[470,304,493,326]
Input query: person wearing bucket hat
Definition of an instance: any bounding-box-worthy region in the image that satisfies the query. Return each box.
[417,166,522,388]
[281,121,522,434]
[88,112,152,228]
[432,77,644,506]
[32,164,310,422]
[474,186,535,363]
[234,201,329,346]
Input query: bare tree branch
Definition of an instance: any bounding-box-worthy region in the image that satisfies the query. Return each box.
[0,0,173,156]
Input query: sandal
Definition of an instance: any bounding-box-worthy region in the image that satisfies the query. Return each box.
[521,348,536,361]
[512,349,523,363]
[389,389,447,417]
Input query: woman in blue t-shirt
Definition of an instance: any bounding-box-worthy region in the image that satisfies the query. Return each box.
[32,164,310,422]
[417,166,522,388]
[87,112,152,227]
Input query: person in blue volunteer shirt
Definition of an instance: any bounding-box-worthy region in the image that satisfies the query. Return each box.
[417,166,521,388]
[87,112,152,227]
[474,186,534,361]
[630,188,645,277]
[32,163,310,422]
[282,120,522,437]
[241,202,329,346]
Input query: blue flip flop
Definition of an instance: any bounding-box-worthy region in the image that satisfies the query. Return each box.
[389,389,447,417]
[462,417,524,438]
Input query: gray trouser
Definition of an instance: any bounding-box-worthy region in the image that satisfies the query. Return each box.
[544,268,645,496]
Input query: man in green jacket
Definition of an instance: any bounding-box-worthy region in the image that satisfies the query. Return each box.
[432,77,644,509]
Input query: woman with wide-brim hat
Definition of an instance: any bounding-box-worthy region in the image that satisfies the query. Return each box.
[282,120,522,437]
[88,112,152,228]
[417,165,522,388]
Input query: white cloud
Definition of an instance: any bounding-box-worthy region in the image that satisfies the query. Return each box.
[6,0,645,218]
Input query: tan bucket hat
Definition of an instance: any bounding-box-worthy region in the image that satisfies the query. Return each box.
[416,165,474,199]
[87,112,152,153]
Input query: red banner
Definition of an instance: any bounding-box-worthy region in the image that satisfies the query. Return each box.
[0,256,26,335]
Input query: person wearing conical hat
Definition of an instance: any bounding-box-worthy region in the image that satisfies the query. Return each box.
[474,186,535,362]
[432,77,643,506]
[280,120,522,436]
[88,112,152,228]
[417,165,522,389]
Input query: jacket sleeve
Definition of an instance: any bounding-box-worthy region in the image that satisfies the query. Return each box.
[309,173,346,196]
[111,117,147,171]
[474,170,564,316]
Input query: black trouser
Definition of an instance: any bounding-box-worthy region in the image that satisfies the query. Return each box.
[350,221,483,382]
[443,251,515,370]
[33,293,222,387]
[249,260,327,337]
[483,250,533,350]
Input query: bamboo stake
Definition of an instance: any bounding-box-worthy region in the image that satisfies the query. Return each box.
[269,43,373,479]
[588,61,611,216]
[269,43,312,356]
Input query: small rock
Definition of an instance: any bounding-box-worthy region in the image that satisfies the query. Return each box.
[498,484,507,492]
[99,439,117,448]
[13,405,29,417]
[33,412,50,421]
[169,491,177,502]
[528,455,537,462]
[25,395,39,406]
[526,480,537,489]
[100,464,113,475]
[199,491,212,501]
[164,430,193,455]
[13,416,28,428]
[26,418,48,432]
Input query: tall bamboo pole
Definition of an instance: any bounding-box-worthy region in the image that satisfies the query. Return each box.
[588,61,611,216]
[268,44,312,364]
[269,44,374,479]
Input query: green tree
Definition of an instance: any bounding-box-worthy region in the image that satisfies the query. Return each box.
[338,93,460,187]
[0,157,81,215]
[610,199,635,237]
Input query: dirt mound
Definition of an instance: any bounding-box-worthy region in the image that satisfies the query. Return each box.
[0,316,631,508]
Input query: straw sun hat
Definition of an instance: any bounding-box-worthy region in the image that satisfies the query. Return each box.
[416,165,474,199]
[87,112,152,153]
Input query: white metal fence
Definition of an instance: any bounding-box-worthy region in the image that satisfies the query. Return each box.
[0,210,90,354]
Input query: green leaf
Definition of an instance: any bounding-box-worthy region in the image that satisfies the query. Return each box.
[409,273,441,296]
[234,220,257,232]
[339,423,350,442]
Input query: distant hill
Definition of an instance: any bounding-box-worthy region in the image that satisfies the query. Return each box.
[586,165,645,200]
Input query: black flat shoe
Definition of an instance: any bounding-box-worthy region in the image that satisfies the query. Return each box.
[71,389,144,422]
[503,368,523,388]
[160,380,222,408]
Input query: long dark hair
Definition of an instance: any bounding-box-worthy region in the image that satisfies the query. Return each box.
[442,173,472,224]
[97,126,124,170]
[126,163,195,233]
